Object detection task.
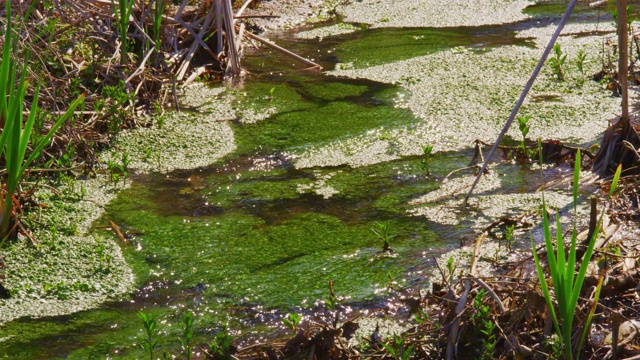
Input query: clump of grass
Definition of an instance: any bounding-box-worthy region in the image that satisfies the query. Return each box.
[0,1,84,241]
[151,0,166,67]
[382,334,414,360]
[531,149,621,359]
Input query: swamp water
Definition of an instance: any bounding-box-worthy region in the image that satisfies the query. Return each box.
[0,4,615,358]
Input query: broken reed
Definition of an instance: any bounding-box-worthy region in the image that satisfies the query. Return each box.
[532,148,621,359]
[0,2,84,241]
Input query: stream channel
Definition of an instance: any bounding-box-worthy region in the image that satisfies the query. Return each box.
[0,2,620,358]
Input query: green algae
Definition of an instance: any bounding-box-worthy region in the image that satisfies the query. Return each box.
[232,78,416,155]
[333,26,533,69]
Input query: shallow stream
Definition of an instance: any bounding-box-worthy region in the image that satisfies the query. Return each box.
[0,2,621,358]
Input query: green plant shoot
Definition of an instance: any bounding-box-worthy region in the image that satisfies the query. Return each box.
[137,311,160,360]
[549,43,567,81]
[111,0,135,64]
[180,311,195,360]
[282,313,302,334]
[531,148,622,360]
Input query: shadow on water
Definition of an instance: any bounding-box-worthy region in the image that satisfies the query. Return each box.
[0,4,608,358]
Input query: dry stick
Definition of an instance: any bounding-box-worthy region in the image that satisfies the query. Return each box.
[464,275,507,313]
[125,46,155,84]
[183,65,207,86]
[619,0,629,121]
[235,14,280,19]
[223,0,241,77]
[235,0,254,18]
[109,220,129,245]
[622,140,640,160]
[215,0,223,56]
[446,233,484,360]
[244,31,322,70]
[464,0,578,203]
[174,17,216,58]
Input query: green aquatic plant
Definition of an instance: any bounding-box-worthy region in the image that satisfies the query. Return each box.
[382,334,414,360]
[419,144,434,176]
[209,325,234,360]
[137,311,160,360]
[180,311,195,360]
[0,1,84,241]
[549,43,567,80]
[516,115,533,161]
[446,256,456,287]
[371,221,395,252]
[531,149,621,360]
[504,224,515,252]
[282,313,302,334]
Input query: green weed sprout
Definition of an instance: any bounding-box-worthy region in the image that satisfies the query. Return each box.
[504,224,515,252]
[446,256,456,287]
[0,1,84,241]
[180,311,195,360]
[576,49,587,81]
[517,115,532,160]
[419,144,434,176]
[382,334,414,360]
[111,0,135,64]
[473,289,497,360]
[549,43,567,81]
[531,149,621,360]
[282,313,302,334]
[137,311,160,360]
[371,221,395,252]
[209,325,234,360]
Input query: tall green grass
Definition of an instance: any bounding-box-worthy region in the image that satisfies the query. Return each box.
[152,0,165,61]
[532,149,621,359]
[112,0,135,64]
[0,2,85,241]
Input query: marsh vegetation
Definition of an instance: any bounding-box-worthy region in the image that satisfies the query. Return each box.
[1,0,640,359]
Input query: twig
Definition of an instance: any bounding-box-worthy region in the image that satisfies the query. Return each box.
[234,14,280,19]
[463,275,507,314]
[109,220,129,245]
[446,233,485,360]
